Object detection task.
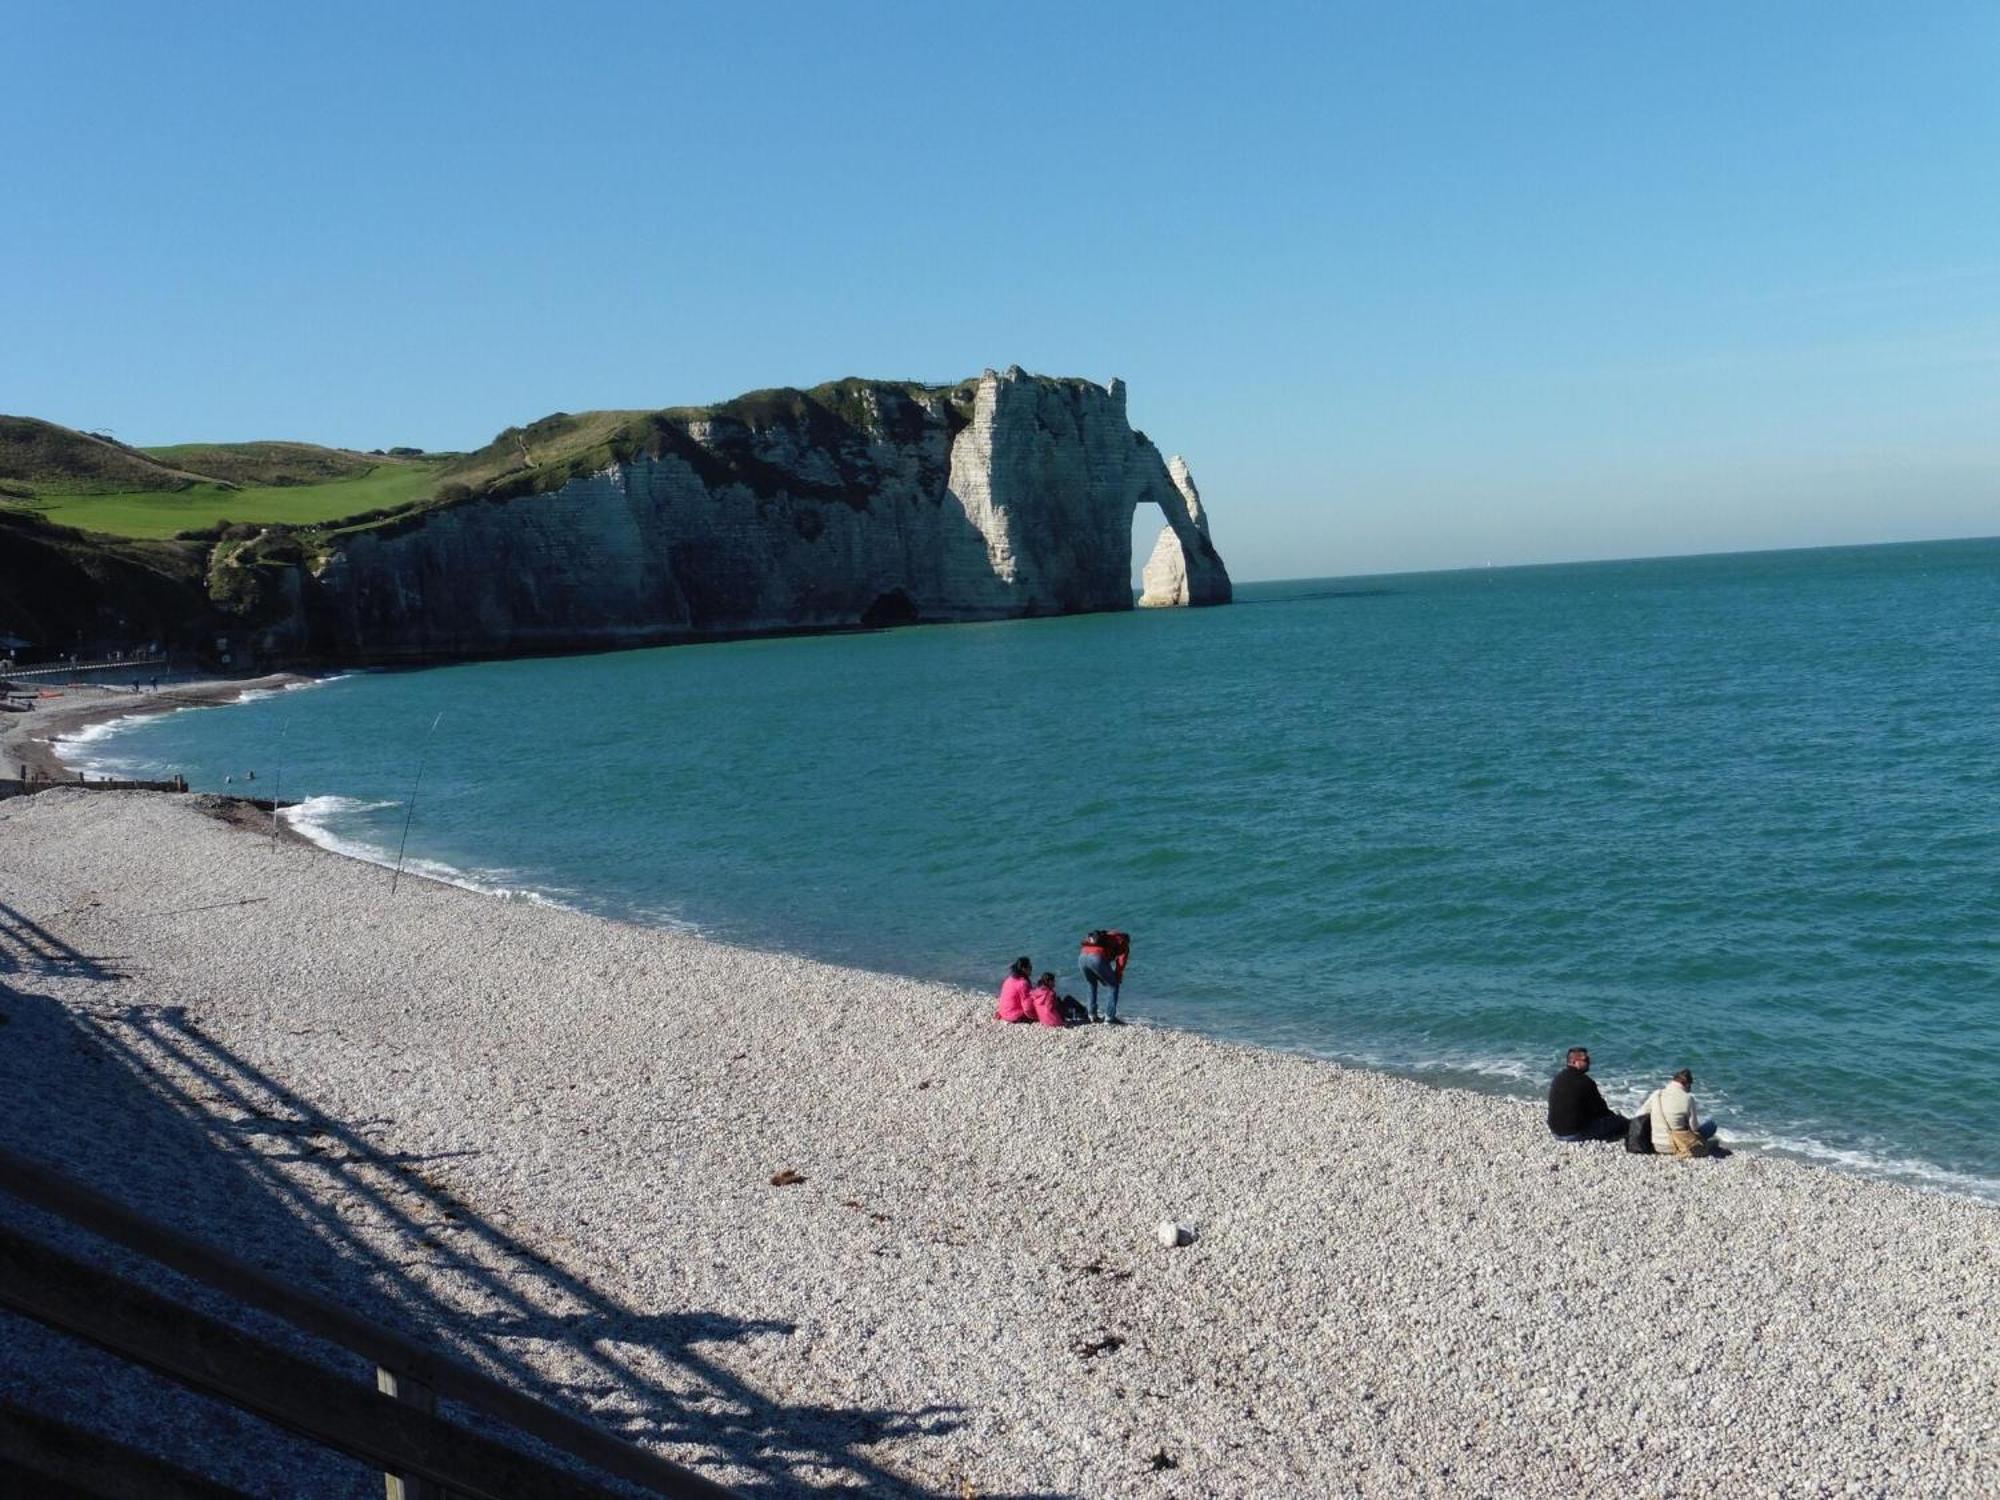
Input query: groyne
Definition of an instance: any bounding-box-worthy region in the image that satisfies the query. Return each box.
[0,771,188,803]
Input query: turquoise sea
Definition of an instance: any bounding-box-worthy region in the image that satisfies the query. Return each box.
[70,538,2000,1200]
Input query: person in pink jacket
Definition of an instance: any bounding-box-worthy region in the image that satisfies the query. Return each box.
[995,956,1034,1023]
[1028,971,1068,1028]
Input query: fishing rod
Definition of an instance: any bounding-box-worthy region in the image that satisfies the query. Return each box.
[270,716,288,848]
[389,711,443,896]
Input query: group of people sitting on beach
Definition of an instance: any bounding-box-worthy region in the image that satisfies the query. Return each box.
[1547,1046,1726,1158]
[995,929,1131,1028]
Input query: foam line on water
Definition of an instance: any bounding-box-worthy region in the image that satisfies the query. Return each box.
[52,715,167,777]
[50,674,352,777]
[235,673,353,706]
[1720,1125,2000,1204]
[281,796,582,912]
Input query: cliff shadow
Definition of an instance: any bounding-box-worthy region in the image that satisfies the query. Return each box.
[0,980,1068,1498]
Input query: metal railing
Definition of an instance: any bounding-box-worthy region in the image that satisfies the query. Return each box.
[1,654,172,683]
[0,1147,735,1500]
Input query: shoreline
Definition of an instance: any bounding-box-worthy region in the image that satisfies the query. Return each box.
[1,788,1994,1495]
[0,671,317,781]
[41,675,2000,1208]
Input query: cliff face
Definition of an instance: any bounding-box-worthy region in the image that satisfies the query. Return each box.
[1138,455,1224,608]
[252,368,1231,661]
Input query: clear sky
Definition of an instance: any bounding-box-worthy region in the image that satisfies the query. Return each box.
[6,1,1997,578]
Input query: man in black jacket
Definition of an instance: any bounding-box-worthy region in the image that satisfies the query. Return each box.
[1546,1047,1627,1141]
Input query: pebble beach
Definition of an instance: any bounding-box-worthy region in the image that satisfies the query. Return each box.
[1,787,1994,1497]
[0,673,311,781]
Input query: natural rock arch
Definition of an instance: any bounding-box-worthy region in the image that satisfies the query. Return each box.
[939,368,1232,617]
[1137,455,1229,608]
[246,369,1232,662]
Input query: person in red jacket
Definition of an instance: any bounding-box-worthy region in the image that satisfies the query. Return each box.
[1028,971,1071,1028]
[1078,929,1130,1023]
[995,956,1034,1023]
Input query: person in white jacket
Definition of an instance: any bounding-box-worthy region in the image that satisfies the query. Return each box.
[1639,1068,1720,1157]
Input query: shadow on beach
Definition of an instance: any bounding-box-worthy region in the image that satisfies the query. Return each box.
[0,900,129,983]
[0,907,1062,1498]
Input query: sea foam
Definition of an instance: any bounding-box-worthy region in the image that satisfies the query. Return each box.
[281,795,580,912]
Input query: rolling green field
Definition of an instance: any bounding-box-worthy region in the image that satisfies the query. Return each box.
[6,380,973,542]
[11,461,446,539]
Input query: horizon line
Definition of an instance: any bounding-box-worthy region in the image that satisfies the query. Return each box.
[1227,529,2000,587]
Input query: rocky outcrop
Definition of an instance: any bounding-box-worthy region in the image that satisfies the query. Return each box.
[1137,455,1227,608]
[248,369,1231,662]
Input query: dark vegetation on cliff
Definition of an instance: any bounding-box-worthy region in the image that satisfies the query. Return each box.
[430,377,982,513]
[0,509,211,653]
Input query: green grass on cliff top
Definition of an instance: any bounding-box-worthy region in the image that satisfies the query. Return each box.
[1,416,455,539]
[10,462,448,539]
[4,375,1017,539]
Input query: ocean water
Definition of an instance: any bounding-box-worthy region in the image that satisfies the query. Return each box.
[70,538,2000,1200]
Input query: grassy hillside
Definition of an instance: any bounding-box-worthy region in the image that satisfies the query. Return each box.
[140,440,386,488]
[432,408,650,499]
[1,416,450,539]
[26,465,448,540]
[0,415,214,495]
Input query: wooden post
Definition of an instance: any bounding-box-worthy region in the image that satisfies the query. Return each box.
[376,1367,441,1500]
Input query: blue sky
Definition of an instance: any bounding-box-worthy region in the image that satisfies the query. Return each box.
[6,1,1997,578]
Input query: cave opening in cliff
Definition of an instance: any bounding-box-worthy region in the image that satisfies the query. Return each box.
[859,589,921,629]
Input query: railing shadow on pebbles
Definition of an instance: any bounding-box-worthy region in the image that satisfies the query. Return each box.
[0,983,1066,1498]
[0,900,130,983]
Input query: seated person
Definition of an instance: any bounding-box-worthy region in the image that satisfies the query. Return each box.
[1546,1046,1628,1141]
[1028,971,1074,1028]
[995,956,1034,1023]
[1637,1068,1722,1157]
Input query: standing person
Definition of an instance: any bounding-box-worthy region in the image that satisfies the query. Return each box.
[1546,1047,1628,1141]
[995,957,1034,1024]
[1078,929,1130,1024]
[1638,1068,1720,1157]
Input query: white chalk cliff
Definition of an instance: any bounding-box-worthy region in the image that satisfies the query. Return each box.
[1138,455,1222,608]
[254,369,1232,661]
